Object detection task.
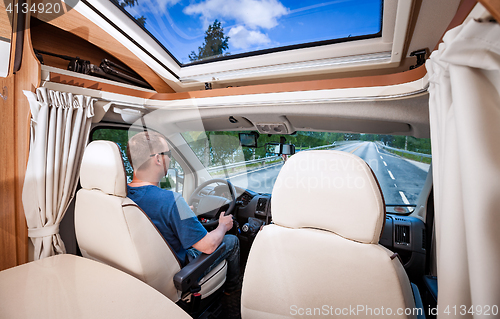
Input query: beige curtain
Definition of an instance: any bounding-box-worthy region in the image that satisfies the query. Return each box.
[427,18,500,317]
[22,87,95,260]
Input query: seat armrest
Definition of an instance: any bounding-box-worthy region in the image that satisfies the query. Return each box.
[173,242,226,292]
[411,283,426,319]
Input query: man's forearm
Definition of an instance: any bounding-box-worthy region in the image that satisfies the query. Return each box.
[192,225,226,254]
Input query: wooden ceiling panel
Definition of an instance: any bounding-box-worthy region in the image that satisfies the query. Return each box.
[36,8,174,93]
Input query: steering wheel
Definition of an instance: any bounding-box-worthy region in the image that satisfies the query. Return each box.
[188,179,237,229]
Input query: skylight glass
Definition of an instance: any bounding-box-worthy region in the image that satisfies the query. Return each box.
[111,0,383,65]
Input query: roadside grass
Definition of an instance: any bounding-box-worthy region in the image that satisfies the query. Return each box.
[210,158,283,178]
[387,150,432,164]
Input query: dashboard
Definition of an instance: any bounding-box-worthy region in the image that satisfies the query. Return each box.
[211,185,271,221]
[208,184,425,278]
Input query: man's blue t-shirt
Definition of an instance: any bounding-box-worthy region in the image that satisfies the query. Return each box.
[127,185,207,265]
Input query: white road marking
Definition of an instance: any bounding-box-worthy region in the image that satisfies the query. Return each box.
[383,161,387,166]
[380,152,400,160]
[375,144,380,153]
[388,170,395,180]
[394,183,397,187]
[399,191,410,205]
[380,156,383,159]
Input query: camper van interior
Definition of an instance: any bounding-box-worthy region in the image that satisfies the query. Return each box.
[1,0,500,318]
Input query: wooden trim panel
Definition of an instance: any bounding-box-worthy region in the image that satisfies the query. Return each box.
[48,65,428,102]
[0,0,12,40]
[49,72,156,99]
[479,0,500,22]
[0,75,18,271]
[149,66,428,101]
[13,20,38,266]
[13,12,39,267]
[38,6,174,94]
[0,6,37,270]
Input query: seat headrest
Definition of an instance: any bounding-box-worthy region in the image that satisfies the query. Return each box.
[80,141,127,197]
[271,150,385,244]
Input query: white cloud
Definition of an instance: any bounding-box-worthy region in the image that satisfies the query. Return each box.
[184,0,289,30]
[131,0,180,14]
[228,25,271,50]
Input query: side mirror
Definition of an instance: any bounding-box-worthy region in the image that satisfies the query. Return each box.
[239,132,259,148]
[160,168,183,192]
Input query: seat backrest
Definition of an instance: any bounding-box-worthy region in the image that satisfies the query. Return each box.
[75,140,182,301]
[241,150,416,318]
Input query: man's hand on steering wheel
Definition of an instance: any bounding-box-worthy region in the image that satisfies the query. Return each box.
[218,212,234,232]
[188,179,237,229]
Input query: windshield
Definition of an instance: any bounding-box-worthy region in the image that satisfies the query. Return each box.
[183,131,431,214]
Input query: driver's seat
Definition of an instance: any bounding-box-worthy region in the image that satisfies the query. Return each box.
[75,140,227,303]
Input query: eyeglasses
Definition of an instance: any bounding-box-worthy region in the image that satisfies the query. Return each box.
[150,150,171,158]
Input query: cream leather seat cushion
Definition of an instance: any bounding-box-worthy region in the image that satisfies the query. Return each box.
[242,226,415,318]
[0,254,192,319]
[241,150,416,318]
[271,150,385,243]
[75,141,226,302]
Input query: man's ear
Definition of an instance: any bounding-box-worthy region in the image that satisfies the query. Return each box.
[155,155,162,165]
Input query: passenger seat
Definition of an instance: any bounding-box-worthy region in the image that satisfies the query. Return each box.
[241,150,422,318]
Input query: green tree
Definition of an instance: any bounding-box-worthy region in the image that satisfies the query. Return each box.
[114,0,146,26]
[136,16,146,27]
[189,20,230,62]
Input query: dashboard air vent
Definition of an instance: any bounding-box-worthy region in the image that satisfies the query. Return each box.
[257,198,267,211]
[395,225,410,245]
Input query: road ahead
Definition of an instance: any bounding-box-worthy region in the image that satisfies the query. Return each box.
[228,141,429,207]
[336,142,429,206]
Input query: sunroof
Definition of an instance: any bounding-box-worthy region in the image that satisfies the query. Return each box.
[111,0,383,66]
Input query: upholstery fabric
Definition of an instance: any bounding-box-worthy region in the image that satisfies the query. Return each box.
[242,226,416,318]
[271,150,385,244]
[75,140,226,301]
[242,150,415,318]
[80,140,127,197]
[0,254,191,319]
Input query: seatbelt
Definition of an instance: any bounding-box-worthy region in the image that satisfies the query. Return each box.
[140,116,154,156]
[140,116,168,177]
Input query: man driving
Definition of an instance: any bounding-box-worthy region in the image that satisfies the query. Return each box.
[126,131,241,293]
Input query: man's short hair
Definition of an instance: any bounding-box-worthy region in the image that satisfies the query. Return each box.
[127,131,168,171]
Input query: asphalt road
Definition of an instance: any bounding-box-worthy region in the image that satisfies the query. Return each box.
[336,142,429,207]
[228,161,284,194]
[227,141,429,207]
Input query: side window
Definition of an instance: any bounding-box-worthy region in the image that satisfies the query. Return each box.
[91,128,184,193]
[92,128,134,182]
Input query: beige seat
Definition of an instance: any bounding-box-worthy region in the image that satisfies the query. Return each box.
[0,254,192,319]
[241,150,417,318]
[75,140,226,303]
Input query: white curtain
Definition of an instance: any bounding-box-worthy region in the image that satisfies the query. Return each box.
[22,87,95,260]
[426,18,500,317]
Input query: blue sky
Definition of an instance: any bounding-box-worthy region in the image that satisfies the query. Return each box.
[121,0,382,64]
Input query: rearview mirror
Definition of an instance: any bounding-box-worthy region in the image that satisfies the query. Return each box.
[265,142,296,155]
[281,144,296,155]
